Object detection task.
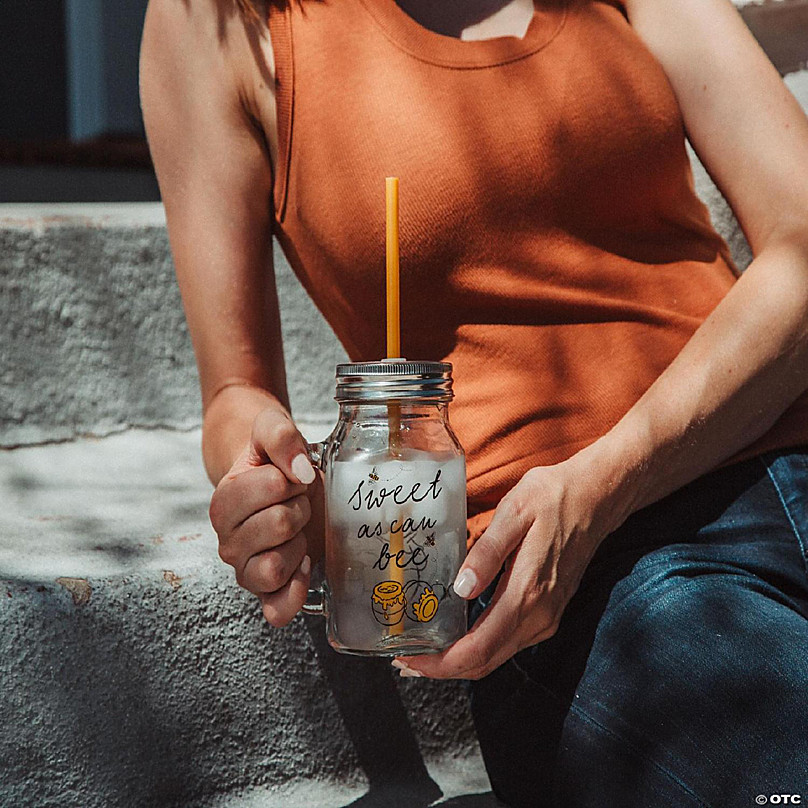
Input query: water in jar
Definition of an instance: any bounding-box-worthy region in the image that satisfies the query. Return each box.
[324,447,467,655]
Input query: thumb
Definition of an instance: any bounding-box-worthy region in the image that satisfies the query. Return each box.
[452,496,531,600]
[248,405,316,485]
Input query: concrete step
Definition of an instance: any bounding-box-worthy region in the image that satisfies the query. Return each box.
[207,757,497,808]
[0,428,495,807]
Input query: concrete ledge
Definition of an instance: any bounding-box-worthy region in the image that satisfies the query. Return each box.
[0,203,168,230]
[0,205,346,447]
[0,428,491,807]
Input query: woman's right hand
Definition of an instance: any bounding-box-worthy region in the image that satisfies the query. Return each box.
[209,405,322,627]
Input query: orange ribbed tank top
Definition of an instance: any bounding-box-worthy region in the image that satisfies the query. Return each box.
[267,0,808,542]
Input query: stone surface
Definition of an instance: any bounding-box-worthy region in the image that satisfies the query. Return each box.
[0,204,346,448]
[209,757,497,808]
[0,428,489,808]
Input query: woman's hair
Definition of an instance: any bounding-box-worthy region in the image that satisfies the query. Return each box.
[237,0,308,22]
[236,0,261,22]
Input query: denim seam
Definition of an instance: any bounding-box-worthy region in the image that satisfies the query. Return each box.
[564,701,712,808]
[571,576,760,807]
[761,456,808,579]
[504,660,712,808]
[508,655,572,710]
[511,583,720,807]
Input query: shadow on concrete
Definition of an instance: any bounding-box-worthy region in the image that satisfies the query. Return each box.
[304,615,444,807]
[341,789,501,808]
[435,795,502,808]
[2,584,201,807]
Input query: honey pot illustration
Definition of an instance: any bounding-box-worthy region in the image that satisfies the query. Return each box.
[371,581,406,626]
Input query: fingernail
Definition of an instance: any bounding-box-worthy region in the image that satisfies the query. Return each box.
[391,659,409,671]
[291,453,316,484]
[300,555,311,576]
[399,668,424,678]
[453,568,477,599]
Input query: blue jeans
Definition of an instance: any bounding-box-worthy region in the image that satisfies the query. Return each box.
[469,448,808,808]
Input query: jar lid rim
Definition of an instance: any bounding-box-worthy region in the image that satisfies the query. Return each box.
[336,360,452,376]
[335,359,453,403]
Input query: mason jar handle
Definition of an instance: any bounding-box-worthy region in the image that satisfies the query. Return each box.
[301,440,327,617]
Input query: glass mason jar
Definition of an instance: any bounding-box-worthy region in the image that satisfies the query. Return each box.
[304,360,468,657]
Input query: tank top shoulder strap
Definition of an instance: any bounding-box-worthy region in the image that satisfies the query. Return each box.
[267,1,295,221]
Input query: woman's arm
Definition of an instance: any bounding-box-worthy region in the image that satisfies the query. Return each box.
[141,0,323,624]
[399,0,808,680]
[140,0,286,484]
[597,0,808,512]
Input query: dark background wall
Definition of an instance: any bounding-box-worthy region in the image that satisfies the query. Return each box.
[0,0,158,202]
[65,0,149,140]
[0,0,806,202]
[1,0,148,141]
[0,1,69,141]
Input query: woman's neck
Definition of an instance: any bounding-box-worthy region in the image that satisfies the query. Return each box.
[393,0,534,40]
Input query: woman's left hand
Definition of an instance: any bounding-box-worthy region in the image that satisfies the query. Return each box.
[394,451,632,680]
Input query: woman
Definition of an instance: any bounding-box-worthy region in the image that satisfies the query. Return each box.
[140,0,808,804]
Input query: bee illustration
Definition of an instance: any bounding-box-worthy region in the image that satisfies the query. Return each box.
[368,466,379,484]
[424,532,436,547]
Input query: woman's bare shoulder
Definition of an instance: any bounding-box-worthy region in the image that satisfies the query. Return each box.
[141,0,277,161]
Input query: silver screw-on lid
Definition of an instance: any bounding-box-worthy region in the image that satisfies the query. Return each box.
[335,359,453,403]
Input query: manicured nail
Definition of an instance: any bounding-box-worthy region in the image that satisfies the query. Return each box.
[453,568,477,599]
[392,659,424,678]
[300,555,311,576]
[291,453,316,484]
[399,668,424,678]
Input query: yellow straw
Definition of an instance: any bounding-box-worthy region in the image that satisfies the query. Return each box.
[386,177,401,358]
[385,177,404,635]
